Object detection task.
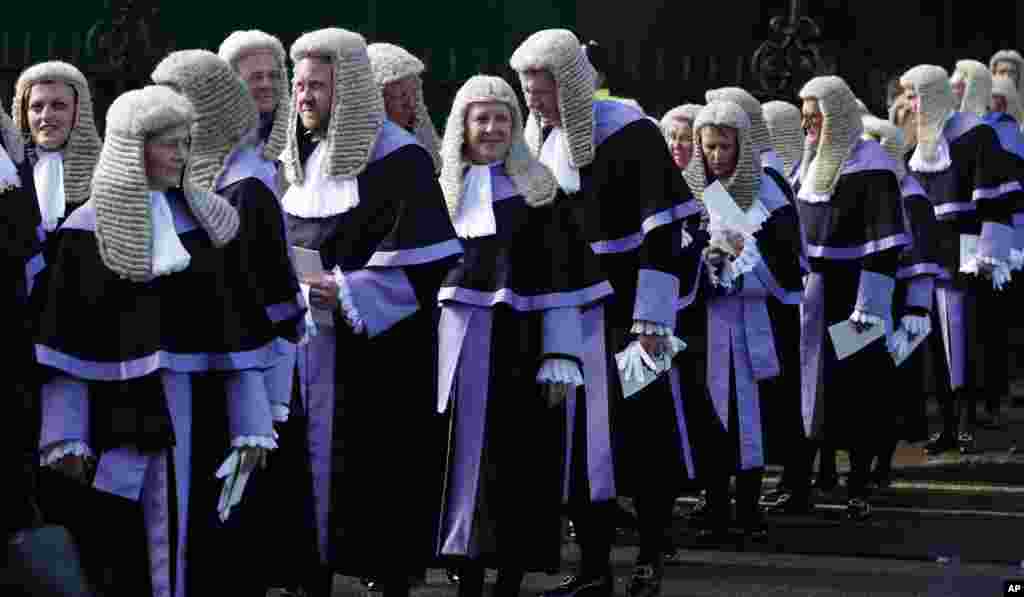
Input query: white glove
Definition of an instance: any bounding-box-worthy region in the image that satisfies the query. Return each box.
[299,283,318,344]
[848,309,882,332]
[901,314,930,337]
[215,448,264,523]
[536,358,584,386]
[617,341,656,383]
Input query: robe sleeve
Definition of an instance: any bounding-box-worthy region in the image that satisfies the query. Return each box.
[855,173,905,318]
[345,146,462,339]
[972,126,1019,263]
[39,375,91,452]
[224,369,276,448]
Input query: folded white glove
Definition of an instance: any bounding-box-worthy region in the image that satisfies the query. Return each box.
[215,448,262,523]
[901,314,930,337]
[849,309,883,328]
[536,358,584,386]
[299,283,318,343]
[616,337,687,383]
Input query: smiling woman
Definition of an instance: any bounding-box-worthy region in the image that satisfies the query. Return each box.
[27,81,77,151]
[464,101,512,164]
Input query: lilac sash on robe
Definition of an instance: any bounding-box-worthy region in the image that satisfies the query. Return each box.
[296,329,337,564]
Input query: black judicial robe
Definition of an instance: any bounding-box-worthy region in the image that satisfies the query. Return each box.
[554,100,703,499]
[284,121,462,580]
[435,173,612,571]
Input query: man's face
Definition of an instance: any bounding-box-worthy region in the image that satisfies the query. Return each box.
[664,117,693,170]
[801,97,823,144]
[144,124,190,191]
[27,81,76,150]
[464,101,513,165]
[236,50,280,114]
[892,84,918,147]
[950,71,966,103]
[994,60,1020,86]
[519,69,560,128]
[993,94,1009,114]
[293,57,334,133]
[700,125,739,179]
[383,75,418,130]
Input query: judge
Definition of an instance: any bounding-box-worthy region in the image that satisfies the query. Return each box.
[660,104,702,172]
[762,100,805,183]
[435,74,612,597]
[34,85,286,597]
[681,100,806,539]
[511,29,701,597]
[795,76,909,520]
[281,28,462,597]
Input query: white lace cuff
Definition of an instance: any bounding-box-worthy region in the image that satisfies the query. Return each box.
[631,320,672,336]
[330,266,366,334]
[1010,248,1024,272]
[40,440,92,466]
[271,403,290,423]
[849,309,884,326]
[536,358,584,387]
[230,435,278,450]
[718,239,761,290]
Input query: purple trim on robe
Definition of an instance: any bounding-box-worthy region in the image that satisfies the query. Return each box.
[987,115,1024,159]
[578,305,615,500]
[345,267,420,338]
[215,143,278,196]
[904,275,935,312]
[93,448,149,501]
[935,282,966,390]
[562,394,576,502]
[438,281,614,313]
[979,221,1014,263]
[142,453,172,597]
[296,330,336,564]
[897,262,948,280]
[25,251,44,295]
[752,260,802,305]
[162,371,191,597]
[594,100,646,148]
[226,369,274,439]
[1016,225,1024,251]
[36,223,47,243]
[855,270,895,319]
[370,120,418,163]
[973,181,1023,202]
[490,163,519,203]
[39,376,89,449]
[944,111,982,144]
[36,337,293,382]
[676,259,704,311]
[591,203,697,256]
[542,307,584,360]
[706,296,771,469]
[266,291,306,324]
[934,202,977,217]
[437,306,473,415]
[364,238,463,268]
[1015,213,1024,227]
[805,233,911,260]
[666,367,696,479]
[800,273,826,436]
[438,305,492,557]
[265,343,296,406]
[633,269,681,327]
[759,172,790,213]
[838,139,901,178]
[642,201,701,233]
[901,176,926,200]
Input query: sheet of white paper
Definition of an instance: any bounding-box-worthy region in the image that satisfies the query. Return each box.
[828,319,886,360]
[291,246,334,327]
[892,329,930,367]
[703,180,758,236]
[959,234,980,273]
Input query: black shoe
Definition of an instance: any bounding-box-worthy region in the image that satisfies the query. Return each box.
[925,432,957,456]
[845,498,871,521]
[958,432,977,455]
[686,493,710,520]
[764,492,814,515]
[662,547,682,566]
[445,569,460,584]
[626,562,663,597]
[539,575,613,597]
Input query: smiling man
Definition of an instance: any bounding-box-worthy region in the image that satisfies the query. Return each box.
[219,30,292,198]
[280,28,462,597]
[12,61,101,244]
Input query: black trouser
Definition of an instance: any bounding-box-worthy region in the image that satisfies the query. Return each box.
[633,490,676,562]
[456,565,525,597]
[703,468,764,531]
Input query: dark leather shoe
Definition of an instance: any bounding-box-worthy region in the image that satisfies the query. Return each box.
[539,575,612,597]
[626,561,664,597]
[958,432,978,455]
[845,498,871,521]
[925,432,957,456]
